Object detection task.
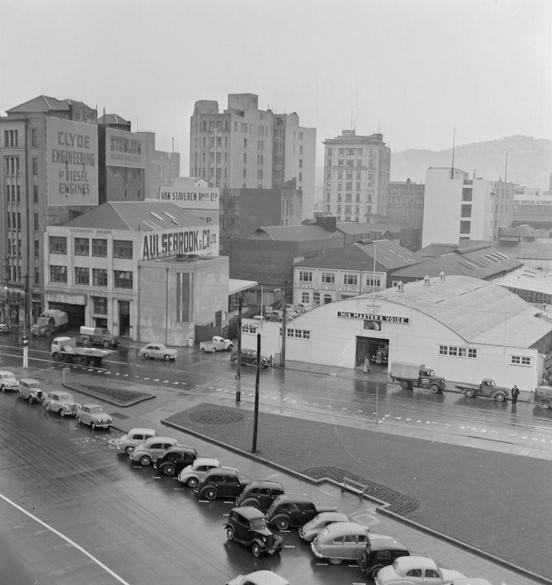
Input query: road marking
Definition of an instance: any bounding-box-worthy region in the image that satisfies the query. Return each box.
[0,493,133,585]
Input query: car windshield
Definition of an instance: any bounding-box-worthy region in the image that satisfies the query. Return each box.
[27,381,40,388]
[250,517,267,530]
[89,406,103,413]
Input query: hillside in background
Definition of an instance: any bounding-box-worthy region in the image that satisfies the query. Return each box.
[315,136,552,202]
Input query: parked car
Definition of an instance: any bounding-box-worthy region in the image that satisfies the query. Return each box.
[226,570,290,585]
[138,343,177,361]
[110,428,157,454]
[311,521,371,564]
[18,378,46,404]
[43,391,77,417]
[129,436,179,466]
[299,511,350,542]
[375,556,465,585]
[224,506,283,558]
[266,495,336,531]
[235,480,285,512]
[76,404,112,430]
[195,467,249,501]
[0,323,11,333]
[230,349,272,368]
[358,534,410,579]
[177,457,223,488]
[200,336,233,353]
[153,446,198,476]
[0,370,19,393]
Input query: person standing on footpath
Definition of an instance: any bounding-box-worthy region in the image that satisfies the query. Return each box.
[363,356,370,375]
[511,384,520,408]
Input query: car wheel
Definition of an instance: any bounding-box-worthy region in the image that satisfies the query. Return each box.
[495,392,506,402]
[140,455,152,466]
[90,421,96,430]
[369,564,385,578]
[163,464,176,476]
[53,353,62,362]
[464,388,475,398]
[275,517,290,531]
[227,344,233,351]
[430,384,441,394]
[163,354,171,361]
[103,340,110,348]
[399,381,410,391]
[77,417,82,424]
[251,542,262,558]
[1,385,5,393]
[329,558,343,565]
[225,526,235,542]
[28,395,34,404]
[59,409,65,417]
[204,487,217,500]
[125,446,135,455]
[210,347,216,353]
[142,353,150,360]
[186,477,198,489]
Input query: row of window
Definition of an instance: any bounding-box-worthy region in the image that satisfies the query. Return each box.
[242,323,258,334]
[286,328,311,340]
[301,292,332,304]
[3,130,19,148]
[50,266,133,289]
[510,355,531,366]
[49,236,133,259]
[439,345,478,359]
[299,271,381,288]
[4,156,20,175]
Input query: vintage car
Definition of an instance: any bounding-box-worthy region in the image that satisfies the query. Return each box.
[0,370,19,393]
[311,521,371,564]
[177,457,223,488]
[224,507,283,558]
[200,336,233,353]
[110,428,157,454]
[129,436,179,466]
[195,467,249,501]
[299,511,350,542]
[266,495,336,531]
[153,446,198,476]
[226,570,290,585]
[76,403,112,430]
[0,323,11,334]
[138,343,178,361]
[375,556,465,585]
[230,349,272,368]
[235,480,285,512]
[43,391,77,417]
[358,534,410,579]
[18,378,46,404]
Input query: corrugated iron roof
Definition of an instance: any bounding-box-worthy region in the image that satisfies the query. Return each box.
[251,225,343,242]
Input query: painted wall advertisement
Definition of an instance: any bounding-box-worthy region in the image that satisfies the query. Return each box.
[46,118,98,206]
[141,226,219,259]
[105,128,145,168]
[157,184,219,210]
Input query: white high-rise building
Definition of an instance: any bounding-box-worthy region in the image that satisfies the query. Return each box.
[422,167,515,248]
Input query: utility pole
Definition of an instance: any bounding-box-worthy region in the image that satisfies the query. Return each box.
[280,304,287,367]
[235,297,242,403]
[251,332,261,453]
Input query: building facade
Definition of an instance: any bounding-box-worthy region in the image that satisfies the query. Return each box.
[322,130,391,221]
[43,201,221,341]
[386,179,425,230]
[422,167,515,248]
[189,93,315,219]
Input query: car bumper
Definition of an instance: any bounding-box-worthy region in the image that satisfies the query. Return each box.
[93,421,112,429]
[3,385,19,392]
[310,542,325,558]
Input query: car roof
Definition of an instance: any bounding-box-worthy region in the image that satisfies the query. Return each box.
[206,467,238,477]
[19,378,40,383]
[395,556,438,572]
[320,521,369,538]
[367,533,408,551]
[82,403,102,408]
[245,480,283,489]
[312,512,349,522]
[272,494,312,504]
[0,370,16,375]
[242,571,289,585]
[144,436,176,444]
[233,506,266,519]
[194,457,220,466]
[165,445,197,454]
[127,428,157,435]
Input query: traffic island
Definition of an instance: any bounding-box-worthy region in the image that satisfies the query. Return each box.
[63,374,156,407]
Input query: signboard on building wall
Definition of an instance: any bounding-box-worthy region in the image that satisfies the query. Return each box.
[141,225,219,260]
[337,310,410,325]
[46,118,99,206]
[105,128,145,168]
[157,187,219,210]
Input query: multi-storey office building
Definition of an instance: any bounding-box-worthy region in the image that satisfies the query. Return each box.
[322,130,391,221]
[422,167,515,248]
[189,93,315,220]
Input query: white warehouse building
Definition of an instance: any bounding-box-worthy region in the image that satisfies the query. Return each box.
[243,275,552,391]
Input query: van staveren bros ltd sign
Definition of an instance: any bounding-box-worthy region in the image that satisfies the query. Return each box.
[336,310,410,325]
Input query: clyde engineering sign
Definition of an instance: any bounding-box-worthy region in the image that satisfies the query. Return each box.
[141,226,218,259]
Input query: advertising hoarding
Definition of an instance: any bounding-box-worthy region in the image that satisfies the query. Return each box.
[105,128,145,168]
[46,118,98,206]
[141,225,219,260]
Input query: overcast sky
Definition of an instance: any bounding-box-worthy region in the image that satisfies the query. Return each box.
[1,0,550,172]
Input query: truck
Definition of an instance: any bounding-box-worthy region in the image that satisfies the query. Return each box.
[455,378,509,402]
[51,336,112,367]
[31,309,68,337]
[200,335,233,353]
[389,362,446,394]
[79,326,119,348]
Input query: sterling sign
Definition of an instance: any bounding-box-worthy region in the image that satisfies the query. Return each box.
[141,227,217,260]
[336,311,410,325]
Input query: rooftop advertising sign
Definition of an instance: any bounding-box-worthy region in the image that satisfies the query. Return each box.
[46,118,98,206]
[106,128,145,168]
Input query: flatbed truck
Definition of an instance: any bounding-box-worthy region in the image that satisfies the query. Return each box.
[51,336,112,367]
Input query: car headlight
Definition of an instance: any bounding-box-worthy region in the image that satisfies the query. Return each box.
[261,536,267,542]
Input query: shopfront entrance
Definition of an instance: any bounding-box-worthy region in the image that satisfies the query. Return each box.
[356,336,389,368]
[118,300,130,337]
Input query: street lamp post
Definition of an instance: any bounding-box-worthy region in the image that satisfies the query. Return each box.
[235,297,242,403]
[251,332,261,453]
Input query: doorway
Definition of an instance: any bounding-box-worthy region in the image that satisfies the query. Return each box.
[355,336,389,368]
[118,300,130,337]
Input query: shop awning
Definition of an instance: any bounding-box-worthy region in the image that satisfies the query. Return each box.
[228,278,258,296]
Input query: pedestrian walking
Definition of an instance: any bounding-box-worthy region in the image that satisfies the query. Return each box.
[363,356,370,375]
[511,384,520,407]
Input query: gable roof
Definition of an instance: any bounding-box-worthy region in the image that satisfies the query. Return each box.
[7,95,93,114]
[98,113,129,126]
[65,202,216,232]
[295,240,417,271]
[251,225,343,242]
